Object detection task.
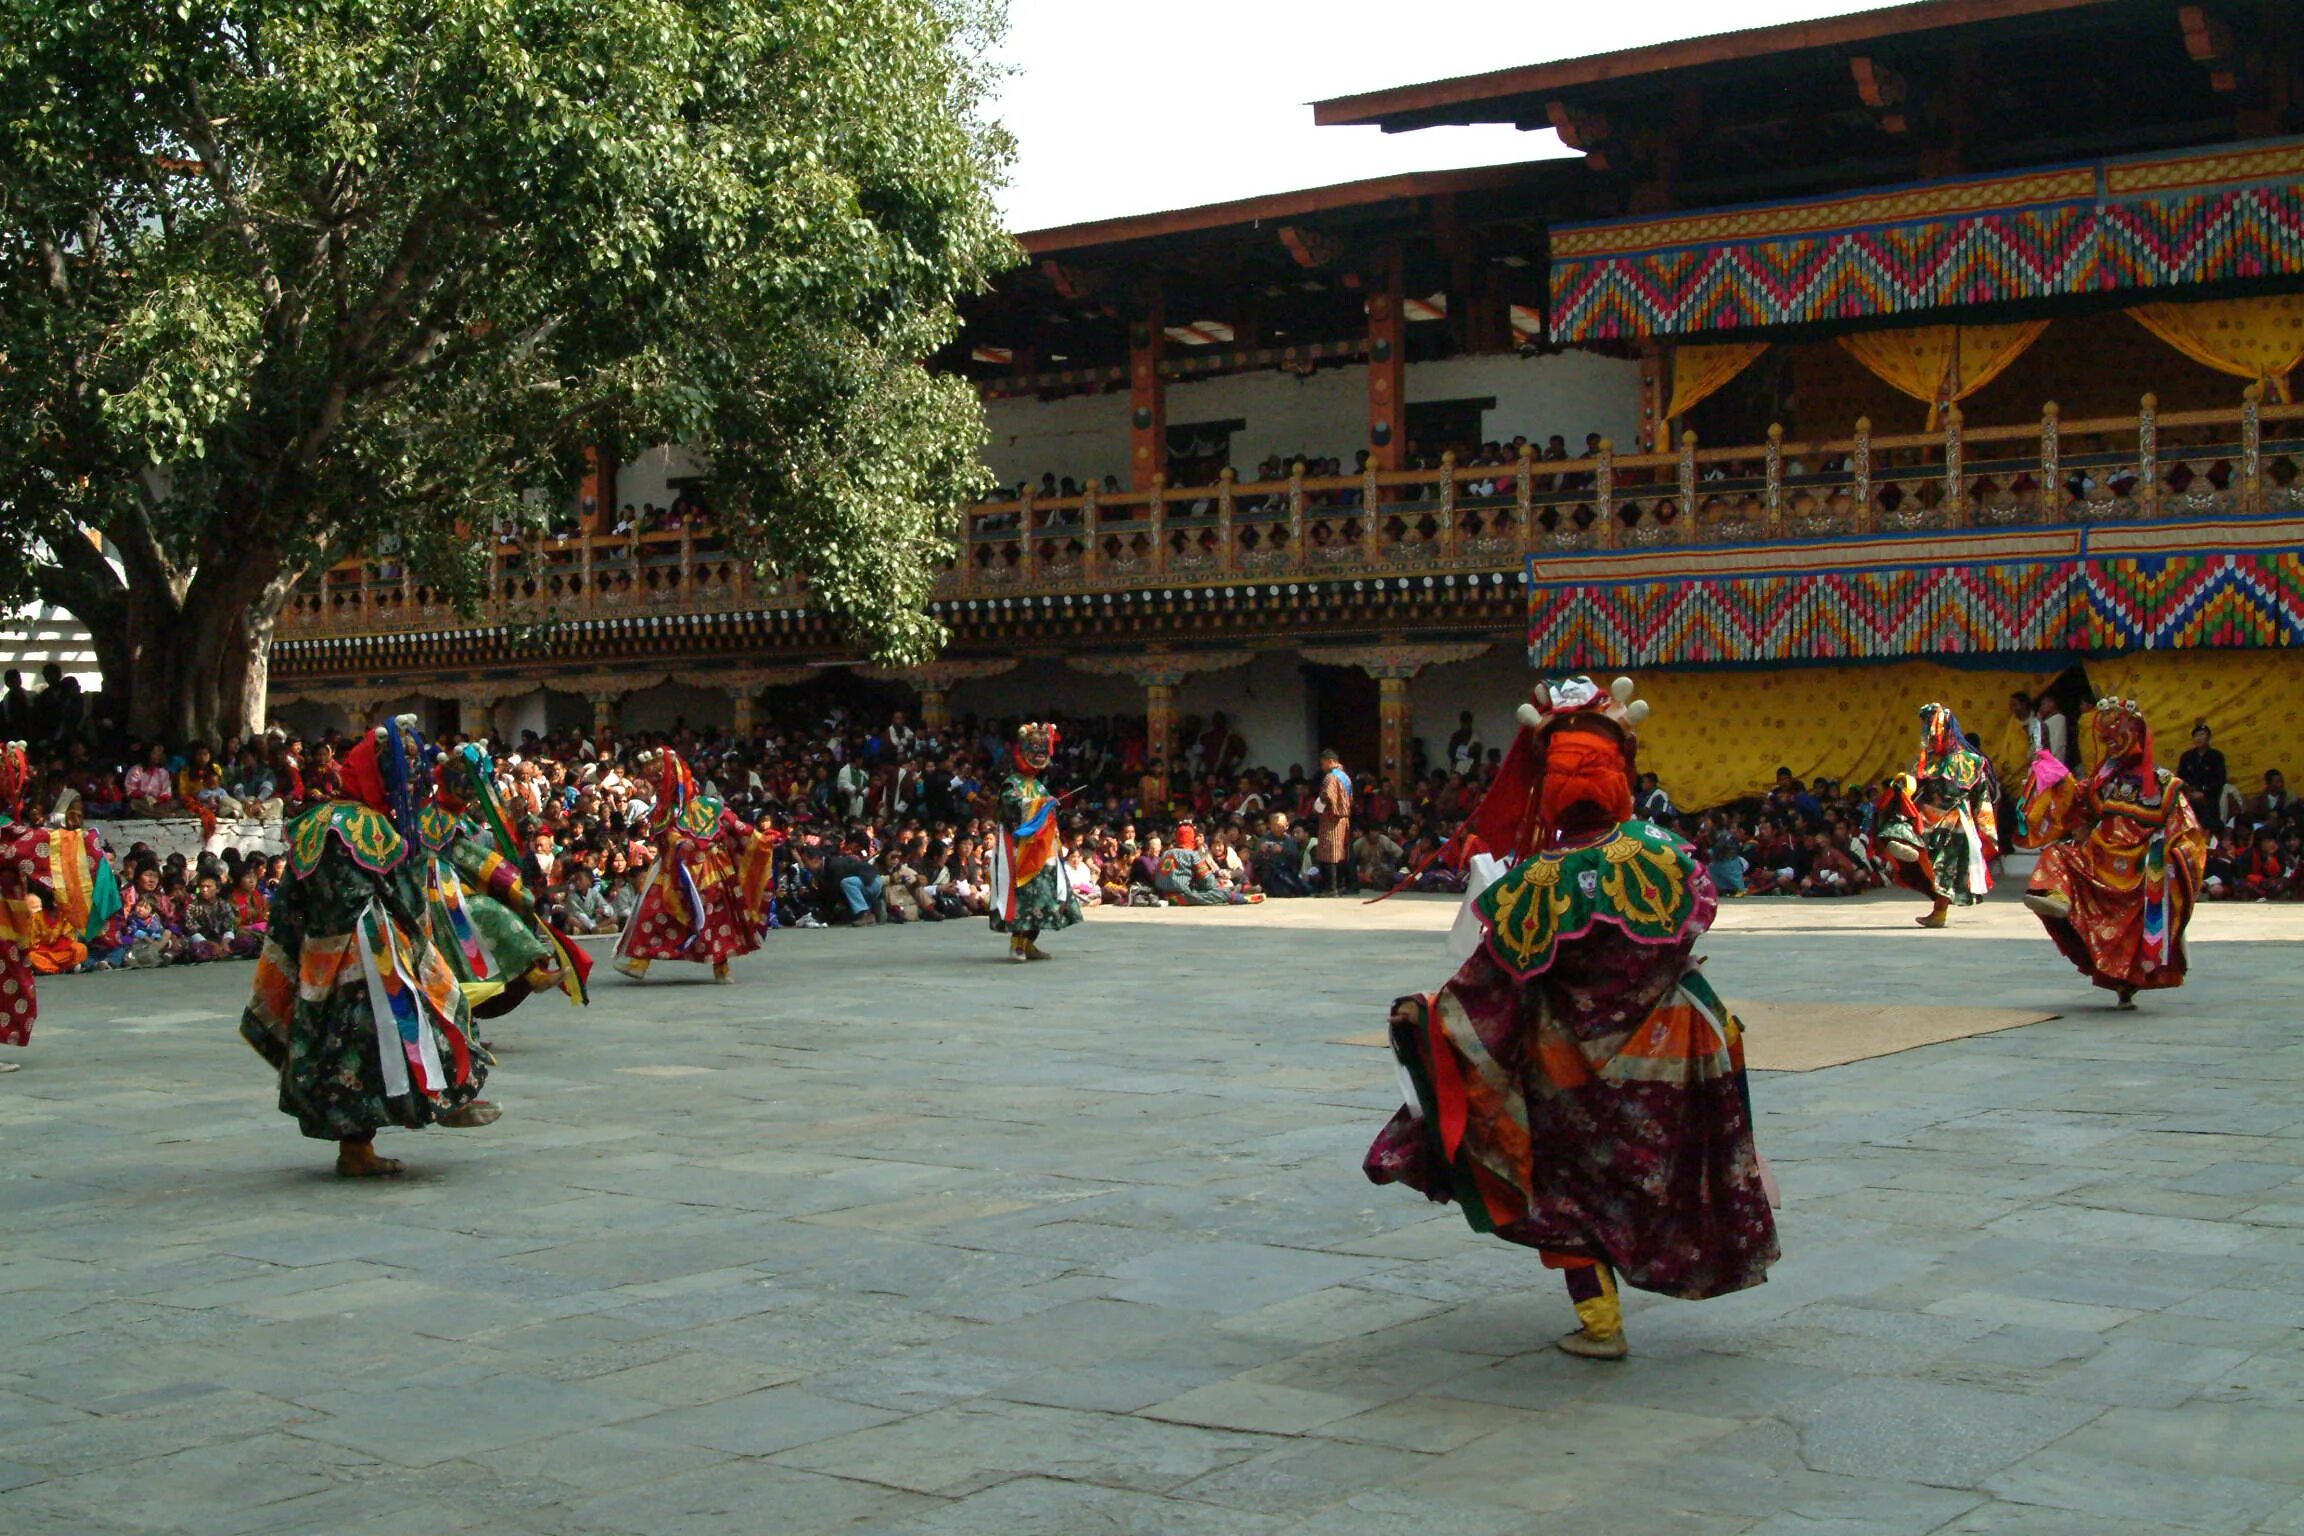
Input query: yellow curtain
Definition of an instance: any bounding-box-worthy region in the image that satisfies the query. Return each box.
[1631,660,2051,811]
[1666,342,1771,422]
[2083,650,2304,788]
[1837,321,2050,428]
[2126,296,2304,404]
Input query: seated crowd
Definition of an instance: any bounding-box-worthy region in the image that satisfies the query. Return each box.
[15,681,2302,980]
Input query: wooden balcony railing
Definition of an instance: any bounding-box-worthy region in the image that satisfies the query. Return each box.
[279,388,2304,639]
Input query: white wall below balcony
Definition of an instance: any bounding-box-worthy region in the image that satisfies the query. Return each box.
[616,444,712,517]
[1408,645,1535,779]
[979,349,1643,491]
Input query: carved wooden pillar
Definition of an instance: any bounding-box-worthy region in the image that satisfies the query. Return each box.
[1367,242,1408,472]
[2137,393,2160,520]
[591,688,622,740]
[1299,640,1495,795]
[453,687,509,742]
[2242,384,2263,513]
[1376,675,1413,796]
[1638,340,1667,453]
[1764,423,1785,535]
[1595,438,1616,547]
[1944,404,1967,528]
[1145,682,1179,787]
[2041,402,2062,524]
[1216,467,1236,573]
[1066,650,1254,804]
[1129,296,1166,491]
[919,688,952,735]
[1677,429,1699,542]
[860,659,1021,741]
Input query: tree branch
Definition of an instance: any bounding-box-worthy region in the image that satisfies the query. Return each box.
[176,77,284,319]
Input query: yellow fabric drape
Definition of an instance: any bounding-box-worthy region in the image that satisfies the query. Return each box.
[2083,650,2304,790]
[1836,321,2051,428]
[2126,296,2304,404]
[1631,661,2051,812]
[1666,342,1771,422]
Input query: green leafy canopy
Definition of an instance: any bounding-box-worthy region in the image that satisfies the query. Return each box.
[0,0,1017,702]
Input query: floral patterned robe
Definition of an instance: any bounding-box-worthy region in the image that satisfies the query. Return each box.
[1365,820,1777,1300]
[240,802,493,1140]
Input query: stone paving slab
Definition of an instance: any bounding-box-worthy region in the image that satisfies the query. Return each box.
[1,891,2301,1533]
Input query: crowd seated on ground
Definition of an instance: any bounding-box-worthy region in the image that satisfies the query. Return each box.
[18,674,2303,981]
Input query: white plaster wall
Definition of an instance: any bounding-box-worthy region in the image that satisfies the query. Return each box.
[1410,352,1642,454]
[616,444,712,516]
[1175,651,1313,774]
[621,680,734,735]
[498,690,550,743]
[1408,646,1535,775]
[977,351,1644,490]
[946,658,1138,724]
[980,393,1133,493]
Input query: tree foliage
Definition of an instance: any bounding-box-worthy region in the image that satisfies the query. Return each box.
[0,0,1014,739]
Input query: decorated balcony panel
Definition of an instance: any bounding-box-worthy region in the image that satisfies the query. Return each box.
[275,392,2304,680]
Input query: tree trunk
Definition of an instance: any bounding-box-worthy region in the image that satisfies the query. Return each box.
[62,556,290,746]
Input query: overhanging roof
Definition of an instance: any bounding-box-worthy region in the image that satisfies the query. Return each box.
[1313,0,2116,129]
[1019,161,1581,257]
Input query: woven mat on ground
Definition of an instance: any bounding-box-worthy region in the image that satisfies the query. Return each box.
[1725,1001,2058,1072]
[1333,1002,2057,1074]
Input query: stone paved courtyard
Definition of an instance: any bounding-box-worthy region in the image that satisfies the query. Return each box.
[4,892,2303,1535]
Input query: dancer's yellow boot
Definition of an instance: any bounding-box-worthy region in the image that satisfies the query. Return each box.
[1556,1264,1628,1360]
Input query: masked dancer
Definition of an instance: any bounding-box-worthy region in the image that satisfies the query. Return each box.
[1364,677,1777,1359]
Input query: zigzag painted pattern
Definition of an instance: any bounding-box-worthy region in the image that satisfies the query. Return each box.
[1530,553,2304,667]
[1552,184,2304,341]
[2082,553,2304,649]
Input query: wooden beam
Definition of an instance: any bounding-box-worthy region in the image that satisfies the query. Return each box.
[2178,5,2238,92]
[1850,56,1912,133]
[1277,225,1342,269]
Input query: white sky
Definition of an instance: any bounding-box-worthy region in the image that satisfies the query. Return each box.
[991,0,1904,233]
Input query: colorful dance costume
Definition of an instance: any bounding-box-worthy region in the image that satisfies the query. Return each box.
[425,744,589,1017]
[0,744,52,1063]
[613,749,775,983]
[1364,677,1777,1359]
[1872,702,1999,926]
[988,721,1080,961]
[240,718,498,1145]
[2020,698,2207,1007]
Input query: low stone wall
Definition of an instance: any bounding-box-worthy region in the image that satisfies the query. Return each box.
[91,817,285,861]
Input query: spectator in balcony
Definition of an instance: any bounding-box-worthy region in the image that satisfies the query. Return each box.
[125,743,177,818]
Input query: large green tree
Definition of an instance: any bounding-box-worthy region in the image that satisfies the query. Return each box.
[0,0,1012,741]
